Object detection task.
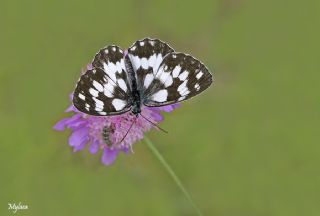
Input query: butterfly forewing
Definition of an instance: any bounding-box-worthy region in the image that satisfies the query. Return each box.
[127,38,174,92]
[73,46,132,116]
[92,45,131,93]
[143,52,213,106]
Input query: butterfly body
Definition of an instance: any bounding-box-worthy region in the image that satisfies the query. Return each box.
[73,38,213,116]
[124,55,141,116]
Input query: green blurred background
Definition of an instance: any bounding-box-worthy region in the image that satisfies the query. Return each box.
[1,0,319,215]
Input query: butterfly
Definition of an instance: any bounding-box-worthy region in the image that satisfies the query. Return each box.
[73,38,213,117]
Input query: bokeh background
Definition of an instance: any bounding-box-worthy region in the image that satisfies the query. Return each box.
[1,0,319,215]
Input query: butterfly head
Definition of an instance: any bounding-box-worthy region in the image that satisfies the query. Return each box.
[131,103,141,117]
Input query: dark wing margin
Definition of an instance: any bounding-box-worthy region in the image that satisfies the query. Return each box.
[73,46,132,116]
[127,38,174,92]
[143,52,213,107]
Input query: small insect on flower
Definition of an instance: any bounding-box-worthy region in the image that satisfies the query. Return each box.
[102,125,114,147]
[54,37,213,166]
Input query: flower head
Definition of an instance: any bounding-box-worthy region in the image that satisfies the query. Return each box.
[54,91,180,165]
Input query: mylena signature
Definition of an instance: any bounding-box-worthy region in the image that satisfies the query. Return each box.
[8,202,28,213]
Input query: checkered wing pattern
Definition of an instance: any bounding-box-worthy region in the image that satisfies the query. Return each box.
[142,52,213,106]
[73,46,132,116]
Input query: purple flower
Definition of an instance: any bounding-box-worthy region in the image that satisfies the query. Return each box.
[54,84,180,166]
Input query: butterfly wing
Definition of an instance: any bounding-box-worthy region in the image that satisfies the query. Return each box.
[92,45,131,94]
[127,38,174,92]
[73,46,132,116]
[142,52,213,106]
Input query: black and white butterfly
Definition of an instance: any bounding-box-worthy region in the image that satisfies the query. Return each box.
[73,38,213,116]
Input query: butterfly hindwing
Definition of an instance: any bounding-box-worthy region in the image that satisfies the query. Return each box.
[73,46,132,116]
[127,38,174,92]
[143,52,213,106]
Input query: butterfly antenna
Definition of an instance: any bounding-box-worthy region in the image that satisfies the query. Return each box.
[118,118,136,144]
[140,113,168,133]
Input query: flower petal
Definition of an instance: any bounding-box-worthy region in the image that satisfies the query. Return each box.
[89,140,100,154]
[69,127,89,147]
[122,147,130,154]
[53,114,84,131]
[73,138,89,152]
[159,103,181,112]
[53,118,71,131]
[101,148,119,165]
[69,93,74,101]
[86,64,93,70]
[150,111,164,122]
[66,114,87,129]
[65,105,76,113]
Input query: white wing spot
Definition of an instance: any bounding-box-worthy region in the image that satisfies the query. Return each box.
[78,93,85,100]
[116,61,123,74]
[196,71,204,79]
[172,66,181,78]
[149,40,155,46]
[195,83,200,91]
[148,54,156,67]
[156,67,164,78]
[112,99,126,111]
[183,89,190,95]
[109,62,117,73]
[141,57,148,69]
[164,75,173,87]
[118,79,127,92]
[151,90,168,102]
[95,106,103,112]
[178,71,189,81]
[157,70,171,85]
[104,50,108,54]
[140,41,145,46]
[93,81,103,92]
[144,73,154,89]
[130,46,136,51]
[89,88,99,97]
[153,54,163,74]
[120,59,126,70]
[103,62,117,81]
[172,54,177,58]
[177,80,188,96]
[99,111,107,115]
[129,55,141,70]
[85,103,90,111]
[93,97,104,108]
[103,82,114,97]
[112,47,116,51]
[178,96,186,101]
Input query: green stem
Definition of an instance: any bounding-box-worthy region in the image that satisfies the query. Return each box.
[144,136,203,216]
